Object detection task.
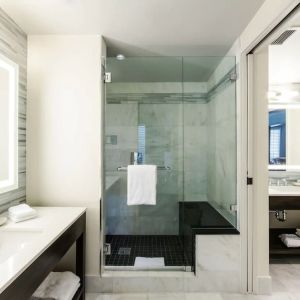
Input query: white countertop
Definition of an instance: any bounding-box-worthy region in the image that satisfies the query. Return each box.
[0,206,86,294]
[269,185,300,196]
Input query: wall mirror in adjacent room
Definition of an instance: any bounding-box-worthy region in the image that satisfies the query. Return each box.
[0,53,18,193]
[268,84,300,170]
[268,22,300,171]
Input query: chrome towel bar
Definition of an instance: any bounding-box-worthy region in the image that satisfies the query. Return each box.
[117,166,171,171]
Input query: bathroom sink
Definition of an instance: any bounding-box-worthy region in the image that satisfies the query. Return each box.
[0,229,42,265]
[269,185,300,196]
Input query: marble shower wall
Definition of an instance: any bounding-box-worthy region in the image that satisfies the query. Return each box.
[105,97,208,235]
[105,67,237,234]
[183,103,208,202]
[206,58,237,226]
[105,102,184,235]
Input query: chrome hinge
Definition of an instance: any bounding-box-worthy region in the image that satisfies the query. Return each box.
[247,177,253,185]
[104,243,111,255]
[105,72,111,83]
[230,204,238,212]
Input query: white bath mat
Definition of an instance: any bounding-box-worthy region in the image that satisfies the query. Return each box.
[134,257,165,269]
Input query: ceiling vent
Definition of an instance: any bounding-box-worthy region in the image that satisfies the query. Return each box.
[271,30,296,45]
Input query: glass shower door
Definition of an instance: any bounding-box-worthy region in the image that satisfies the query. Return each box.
[182,56,237,226]
[104,57,186,269]
[180,57,238,269]
[103,55,238,271]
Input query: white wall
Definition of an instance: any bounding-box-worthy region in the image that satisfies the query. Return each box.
[287,109,300,164]
[27,35,103,276]
[269,31,300,84]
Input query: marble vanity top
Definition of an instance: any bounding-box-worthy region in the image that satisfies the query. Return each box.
[0,206,86,293]
[269,185,300,196]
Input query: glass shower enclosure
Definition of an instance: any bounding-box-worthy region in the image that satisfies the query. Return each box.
[103,56,237,271]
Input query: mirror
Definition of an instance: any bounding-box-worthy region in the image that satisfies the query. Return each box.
[268,106,300,170]
[0,53,18,193]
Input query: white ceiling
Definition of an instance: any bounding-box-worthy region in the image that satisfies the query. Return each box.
[0,0,265,56]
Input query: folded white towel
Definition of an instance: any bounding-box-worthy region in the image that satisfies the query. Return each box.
[32,271,80,300]
[8,204,37,223]
[279,234,300,248]
[9,214,37,223]
[134,257,165,269]
[127,165,157,205]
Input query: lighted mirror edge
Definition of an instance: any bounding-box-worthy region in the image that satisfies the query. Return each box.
[0,53,19,194]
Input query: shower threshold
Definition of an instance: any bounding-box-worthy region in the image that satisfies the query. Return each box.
[104,265,188,271]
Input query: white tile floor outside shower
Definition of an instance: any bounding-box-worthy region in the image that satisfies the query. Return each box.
[86,263,300,299]
[86,292,300,300]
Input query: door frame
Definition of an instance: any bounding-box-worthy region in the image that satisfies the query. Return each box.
[241,2,300,294]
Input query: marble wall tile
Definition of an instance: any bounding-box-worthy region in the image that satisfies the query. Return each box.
[207,82,236,224]
[105,103,138,127]
[192,235,240,293]
[184,103,207,126]
[0,8,27,210]
[105,126,137,150]
[105,102,185,235]
[148,293,185,300]
[139,103,183,127]
[112,277,151,293]
[186,293,223,300]
[105,83,236,233]
[86,276,113,293]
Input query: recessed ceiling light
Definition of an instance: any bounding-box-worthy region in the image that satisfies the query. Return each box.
[116,54,125,60]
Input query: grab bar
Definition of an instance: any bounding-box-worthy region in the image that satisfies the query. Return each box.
[117,166,171,171]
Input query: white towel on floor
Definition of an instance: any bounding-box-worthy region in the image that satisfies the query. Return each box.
[8,203,37,223]
[127,165,157,205]
[134,257,165,269]
[32,272,80,300]
[279,234,300,248]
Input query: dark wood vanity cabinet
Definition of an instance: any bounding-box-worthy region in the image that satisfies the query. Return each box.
[269,196,300,257]
[270,195,300,210]
[0,213,86,300]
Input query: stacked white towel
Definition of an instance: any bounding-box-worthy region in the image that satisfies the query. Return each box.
[8,204,37,223]
[296,228,300,237]
[279,234,300,248]
[32,272,80,300]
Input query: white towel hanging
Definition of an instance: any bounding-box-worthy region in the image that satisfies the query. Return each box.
[127,165,157,205]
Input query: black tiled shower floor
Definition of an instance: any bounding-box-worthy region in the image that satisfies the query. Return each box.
[105,235,187,266]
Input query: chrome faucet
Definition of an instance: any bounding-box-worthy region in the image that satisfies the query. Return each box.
[130,152,138,165]
[130,152,143,165]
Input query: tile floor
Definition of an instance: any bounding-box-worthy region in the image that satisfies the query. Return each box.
[105,235,188,266]
[86,262,300,299]
[86,292,300,299]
